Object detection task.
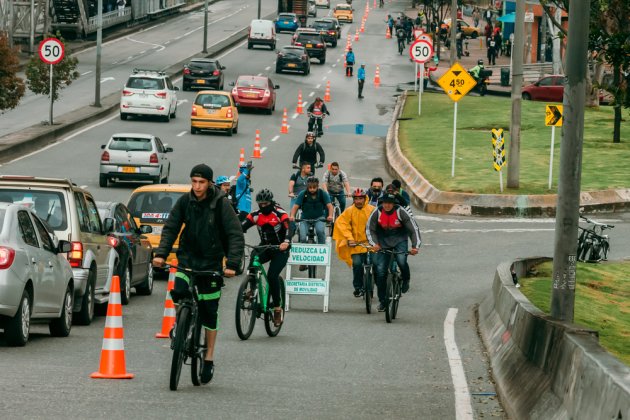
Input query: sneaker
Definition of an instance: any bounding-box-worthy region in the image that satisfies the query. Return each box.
[299,265,308,272]
[201,361,214,384]
[377,302,386,312]
[273,308,283,327]
[353,289,364,298]
[402,281,410,294]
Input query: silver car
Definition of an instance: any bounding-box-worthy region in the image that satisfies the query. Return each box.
[0,202,74,346]
[99,133,173,187]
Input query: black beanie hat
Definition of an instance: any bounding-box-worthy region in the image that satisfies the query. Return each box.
[190,164,213,181]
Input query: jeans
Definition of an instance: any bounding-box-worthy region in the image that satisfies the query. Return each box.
[330,192,347,213]
[351,253,368,290]
[249,248,289,307]
[373,240,410,304]
[358,79,365,97]
[298,220,326,244]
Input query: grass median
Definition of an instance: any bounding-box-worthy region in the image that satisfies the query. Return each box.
[521,260,630,365]
[399,92,630,194]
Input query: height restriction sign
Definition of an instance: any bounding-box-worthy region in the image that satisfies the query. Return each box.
[409,40,433,64]
[437,62,476,102]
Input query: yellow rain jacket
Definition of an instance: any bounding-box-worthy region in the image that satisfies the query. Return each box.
[332,203,375,266]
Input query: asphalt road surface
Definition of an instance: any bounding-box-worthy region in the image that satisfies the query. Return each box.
[1,1,629,419]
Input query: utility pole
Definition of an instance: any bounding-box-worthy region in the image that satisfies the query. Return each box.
[30,0,35,54]
[94,0,102,107]
[507,0,525,189]
[257,0,261,19]
[550,0,591,322]
[449,0,457,66]
[202,0,208,53]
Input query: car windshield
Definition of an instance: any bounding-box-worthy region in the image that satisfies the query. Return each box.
[236,78,268,89]
[313,21,333,29]
[282,47,304,55]
[0,208,5,234]
[127,191,186,223]
[336,4,351,10]
[279,14,295,20]
[0,189,67,231]
[298,34,322,43]
[109,136,153,152]
[194,93,231,107]
[188,61,217,71]
[126,77,165,90]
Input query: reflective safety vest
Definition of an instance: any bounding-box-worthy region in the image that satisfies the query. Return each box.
[311,105,323,116]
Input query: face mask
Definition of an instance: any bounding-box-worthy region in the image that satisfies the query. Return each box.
[372,188,381,194]
[259,204,274,215]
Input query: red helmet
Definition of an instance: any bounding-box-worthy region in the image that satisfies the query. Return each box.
[351,188,367,198]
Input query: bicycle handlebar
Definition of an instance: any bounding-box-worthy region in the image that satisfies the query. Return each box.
[244,244,281,250]
[162,264,223,277]
[579,215,614,229]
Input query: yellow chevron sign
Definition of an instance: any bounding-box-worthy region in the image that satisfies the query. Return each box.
[545,104,563,126]
[492,128,506,171]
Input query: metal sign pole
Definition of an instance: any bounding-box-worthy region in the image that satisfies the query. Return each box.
[499,169,504,192]
[451,102,458,177]
[415,62,418,92]
[419,65,424,116]
[49,63,54,125]
[548,125,555,189]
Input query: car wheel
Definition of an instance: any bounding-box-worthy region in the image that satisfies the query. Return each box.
[332,41,337,48]
[74,271,95,325]
[471,32,478,39]
[247,42,252,49]
[99,174,108,188]
[227,126,233,136]
[163,112,171,123]
[182,83,189,91]
[276,67,282,74]
[219,83,224,90]
[522,92,531,100]
[5,289,31,346]
[119,262,132,305]
[320,57,326,64]
[233,122,239,134]
[191,126,197,135]
[170,105,177,119]
[49,285,73,337]
[120,113,128,120]
[136,260,154,296]
[153,175,160,184]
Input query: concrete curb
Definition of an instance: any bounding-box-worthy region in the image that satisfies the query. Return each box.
[384,91,630,216]
[477,258,630,419]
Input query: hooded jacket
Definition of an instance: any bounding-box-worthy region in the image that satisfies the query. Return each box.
[332,202,376,266]
[155,186,244,271]
[292,140,325,166]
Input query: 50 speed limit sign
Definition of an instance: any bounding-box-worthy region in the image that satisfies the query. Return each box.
[409,40,433,64]
[39,38,65,65]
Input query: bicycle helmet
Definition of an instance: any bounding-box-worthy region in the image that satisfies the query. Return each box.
[477,59,484,66]
[306,176,319,185]
[256,188,274,203]
[215,175,230,185]
[351,187,367,197]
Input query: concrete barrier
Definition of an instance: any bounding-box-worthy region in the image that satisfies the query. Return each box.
[477,258,630,419]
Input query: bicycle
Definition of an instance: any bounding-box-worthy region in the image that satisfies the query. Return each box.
[352,243,375,314]
[235,244,286,340]
[165,264,222,391]
[327,193,345,236]
[577,215,614,262]
[308,113,325,138]
[295,217,329,278]
[379,248,410,323]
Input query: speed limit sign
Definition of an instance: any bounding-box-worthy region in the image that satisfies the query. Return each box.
[409,40,433,64]
[39,38,65,65]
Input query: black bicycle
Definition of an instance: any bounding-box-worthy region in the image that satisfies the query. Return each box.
[295,217,330,278]
[308,113,325,138]
[577,215,614,262]
[352,243,375,314]
[379,249,409,323]
[165,265,222,391]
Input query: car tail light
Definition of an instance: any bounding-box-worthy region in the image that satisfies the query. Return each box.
[122,89,134,96]
[213,70,220,76]
[154,91,167,99]
[263,89,271,97]
[101,150,110,162]
[226,107,233,118]
[232,88,238,97]
[0,247,15,269]
[68,242,83,268]
[184,68,190,75]
[328,30,335,35]
[192,105,197,116]
[317,43,324,47]
[107,236,119,247]
[295,42,302,46]
[150,153,158,164]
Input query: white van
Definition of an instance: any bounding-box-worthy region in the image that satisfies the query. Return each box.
[248,19,276,50]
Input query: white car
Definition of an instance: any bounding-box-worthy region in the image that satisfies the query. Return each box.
[315,0,331,8]
[120,69,179,122]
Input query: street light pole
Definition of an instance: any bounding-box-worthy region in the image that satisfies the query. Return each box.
[203,0,208,53]
[507,0,525,189]
[550,0,591,322]
[449,0,457,66]
[94,0,102,107]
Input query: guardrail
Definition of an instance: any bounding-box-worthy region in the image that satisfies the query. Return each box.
[86,9,132,33]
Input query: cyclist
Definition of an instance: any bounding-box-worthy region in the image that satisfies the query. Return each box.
[292,132,325,170]
[307,97,330,137]
[322,161,351,213]
[332,188,376,297]
[289,161,312,207]
[215,175,238,214]
[153,163,245,384]
[235,162,253,222]
[469,59,484,84]
[366,177,384,206]
[289,176,333,255]
[345,47,355,77]
[384,183,410,208]
[357,63,366,99]
[396,22,406,54]
[366,193,421,312]
[241,189,291,326]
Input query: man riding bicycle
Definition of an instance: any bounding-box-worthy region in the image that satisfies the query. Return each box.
[366,193,421,312]
[366,177,384,206]
[322,162,351,213]
[292,132,325,171]
[241,189,291,327]
[332,188,376,297]
[153,164,244,384]
[307,97,330,137]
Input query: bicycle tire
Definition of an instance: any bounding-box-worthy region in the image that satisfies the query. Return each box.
[190,312,207,386]
[169,305,191,391]
[364,266,372,314]
[235,276,257,340]
[385,274,394,323]
[264,276,286,337]
[601,240,610,260]
[392,275,401,320]
[587,242,602,262]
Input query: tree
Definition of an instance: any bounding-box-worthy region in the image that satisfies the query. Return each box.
[419,0,451,61]
[0,33,26,113]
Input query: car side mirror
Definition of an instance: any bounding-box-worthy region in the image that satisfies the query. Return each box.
[101,144,106,149]
[274,85,280,89]
[174,86,180,91]
[139,224,153,234]
[57,240,72,254]
[221,66,226,70]
[103,217,117,233]
[165,146,174,152]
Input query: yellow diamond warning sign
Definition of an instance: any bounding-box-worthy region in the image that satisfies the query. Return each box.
[545,104,563,126]
[437,62,477,102]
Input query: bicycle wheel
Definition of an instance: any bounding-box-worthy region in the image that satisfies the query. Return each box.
[364,266,373,314]
[587,242,602,262]
[264,276,286,337]
[392,276,401,320]
[601,240,610,261]
[235,276,257,340]
[385,274,394,323]
[169,306,191,391]
[190,312,207,386]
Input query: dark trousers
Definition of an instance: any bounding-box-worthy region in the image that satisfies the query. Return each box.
[249,248,289,307]
[329,191,347,212]
[308,117,323,135]
[358,79,365,97]
[351,253,368,290]
[373,240,410,304]
[346,63,354,76]
[487,48,496,65]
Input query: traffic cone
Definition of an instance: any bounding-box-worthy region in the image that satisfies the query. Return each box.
[90,275,134,379]
[281,108,289,134]
[354,28,359,41]
[386,26,391,39]
[373,0,376,8]
[324,80,331,102]
[296,90,304,114]
[360,20,365,33]
[251,129,262,158]
[374,65,381,87]
[155,263,177,338]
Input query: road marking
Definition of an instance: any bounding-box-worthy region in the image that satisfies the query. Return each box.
[327,69,332,73]
[337,58,340,62]
[271,135,280,142]
[100,77,115,83]
[332,64,336,67]
[265,66,271,71]
[257,73,262,76]
[81,71,92,76]
[125,36,166,52]
[140,50,146,54]
[127,56,133,60]
[292,113,299,119]
[444,308,474,420]
[414,215,558,224]
[164,41,170,45]
[441,228,555,233]
[309,91,315,97]
[177,131,187,137]
[261,147,268,154]
[322,76,327,81]
[316,84,321,88]
[177,99,188,105]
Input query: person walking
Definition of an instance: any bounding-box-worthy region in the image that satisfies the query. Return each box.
[472,7,480,28]
[357,63,366,99]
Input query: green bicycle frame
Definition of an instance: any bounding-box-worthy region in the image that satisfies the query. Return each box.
[250,254,271,315]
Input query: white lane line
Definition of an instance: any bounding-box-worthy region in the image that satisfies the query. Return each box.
[140,50,146,54]
[316,84,321,88]
[444,308,474,420]
[332,64,336,67]
[442,228,555,233]
[309,91,315,97]
[177,99,188,105]
[327,69,332,73]
[414,215,559,224]
[127,56,133,59]
[322,76,327,81]
[177,131,187,137]
[257,73,262,76]
[265,66,271,71]
[125,36,166,52]
[292,113,299,119]
[302,101,309,109]
[337,58,340,62]
[271,135,280,142]
[164,41,170,45]
[81,71,92,76]
[261,147,268,154]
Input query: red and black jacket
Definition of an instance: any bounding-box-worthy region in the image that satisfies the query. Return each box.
[242,205,291,245]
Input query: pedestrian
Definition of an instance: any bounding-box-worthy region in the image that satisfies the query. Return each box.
[484,22,492,44]
[345,47,355,77]
[494,30,503,57]
[235,161,253,222]
[357,63,366,99]
[487,36,497,65]
[456,23,463,59]
[485,8,492,24]
[117,0,125,16]
[472,7,480,27]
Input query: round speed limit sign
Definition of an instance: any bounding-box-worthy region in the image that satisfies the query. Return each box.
[39,38,65,65]
[409,40,433,64]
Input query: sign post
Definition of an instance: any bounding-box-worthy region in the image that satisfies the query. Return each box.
[284,239,332,313]
[38,37,65,125]
[492,128,507,192]
[545,104,563,189]
[408,39,433,116]
[437,62,477,177]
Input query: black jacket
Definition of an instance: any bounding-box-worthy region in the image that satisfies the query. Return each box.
[307,102,330,116]
[155,187,244,271]
[292,141,325,166]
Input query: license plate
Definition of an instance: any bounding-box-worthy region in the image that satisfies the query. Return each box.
[244,93,257,98]
[120,166,138,173]
[150,225,162,235]
[288,63,297,68]
[283,21,289,24]
[306,44,313,48]
[139,94,147,98]
[196,79,205,84]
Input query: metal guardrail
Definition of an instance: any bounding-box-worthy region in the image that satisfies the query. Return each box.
[87,8,132,33]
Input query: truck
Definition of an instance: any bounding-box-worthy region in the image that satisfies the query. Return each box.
[278,0,308,27]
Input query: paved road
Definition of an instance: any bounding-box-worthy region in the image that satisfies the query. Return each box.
[1,1,629,419]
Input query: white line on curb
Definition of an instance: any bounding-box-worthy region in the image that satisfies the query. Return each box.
[444,308,474,420]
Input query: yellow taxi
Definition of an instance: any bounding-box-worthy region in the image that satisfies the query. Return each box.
[126,184,189,270]
[333,3,353,23]
[190,90,239,136]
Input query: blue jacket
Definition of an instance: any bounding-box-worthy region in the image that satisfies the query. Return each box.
[346,51,355,64]
[357,67,366,81]
[235,169,252,213]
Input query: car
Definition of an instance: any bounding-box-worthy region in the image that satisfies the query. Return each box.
[332,3,353,23]
[315,0,330,8]
[99,133,173,187]
[120,69,179,122]
[248,19,276,50]
[321,17,341,38]
[0,176,118,326]
[441,18,480,39]
[293,31,327,64]
[126,184,189,274]
[275,12,300,33]
[0,202,74,346]
[96,202,154,304]
[230,75,279,114]
[310,19,339,47]
[182,58,226,91]
[291,27,318,43]
[190,90,239,135]
[308,0,317,17]
[521,75,564,102]
[276,46,311,75]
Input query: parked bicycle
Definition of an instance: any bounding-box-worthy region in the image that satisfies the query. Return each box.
[235,244,286,340]
[379,248,409,323]
[577,215,614,262]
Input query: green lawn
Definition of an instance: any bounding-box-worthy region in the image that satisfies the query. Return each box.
[399,92,630,194]
[521,260,630,365]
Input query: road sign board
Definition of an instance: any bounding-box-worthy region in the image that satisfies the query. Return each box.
[491,128,506,171]
[409,40,433,64]
[413,29,423,39]
[437,62,477,102]
[39,38,65,65]
[545,104,563,126]
[417,34,433,44]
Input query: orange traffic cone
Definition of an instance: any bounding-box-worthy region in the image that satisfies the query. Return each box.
[374,65,381,87]
[281,108,289,134]
[296,90,304,114]
[354,28,359,41]
[90,275,134,379]
[373,0,376,7]
[386,26,391,39]
[235,147,245,176]
[324,81,331,102]
[252,129,262,158]
[360,20,365,33]
[155,262,177,338]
